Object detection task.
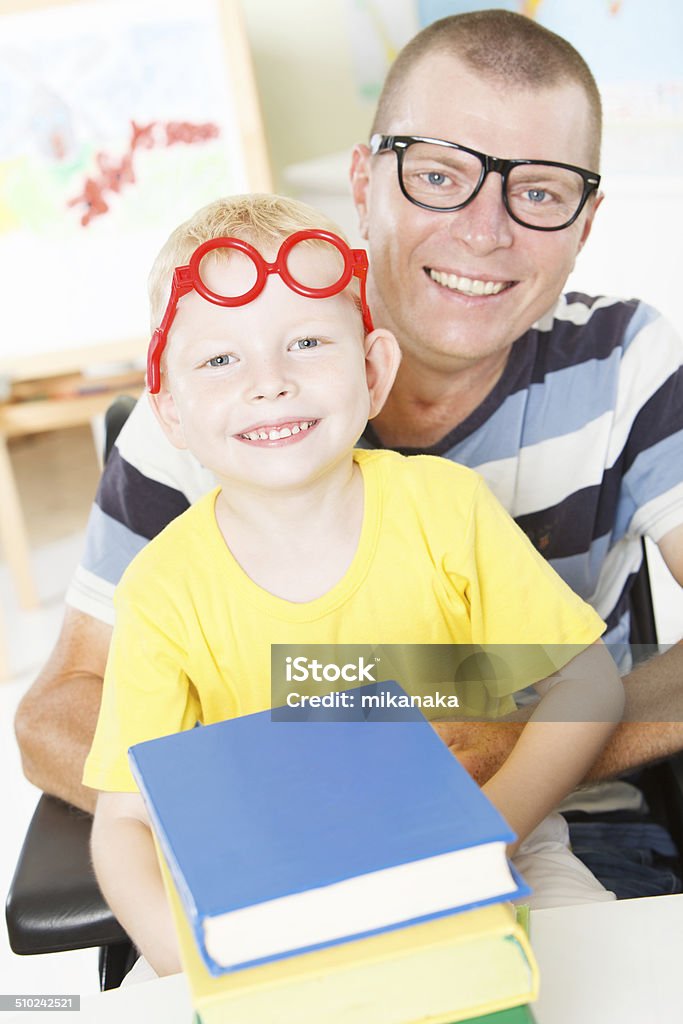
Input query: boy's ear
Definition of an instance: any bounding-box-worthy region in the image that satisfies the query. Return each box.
[364,328,401,419]
[147,385,189,451]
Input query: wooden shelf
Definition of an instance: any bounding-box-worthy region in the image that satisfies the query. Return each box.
[0,361,145,638]
[1,379,144,438]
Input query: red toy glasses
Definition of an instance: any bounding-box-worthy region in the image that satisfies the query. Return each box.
[146,229,374,393]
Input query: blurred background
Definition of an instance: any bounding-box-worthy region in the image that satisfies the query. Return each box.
[1,0,682,996]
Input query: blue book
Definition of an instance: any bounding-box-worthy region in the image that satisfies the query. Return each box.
[129,681,528,976]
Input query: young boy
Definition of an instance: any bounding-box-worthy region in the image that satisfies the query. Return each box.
[84,194,624,980]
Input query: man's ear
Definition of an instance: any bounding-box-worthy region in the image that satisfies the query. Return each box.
[364,328,401,419]
[350,144,372,240]
[147,386,188,451]
[577,190,604,255]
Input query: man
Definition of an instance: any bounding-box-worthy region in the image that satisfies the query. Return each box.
[15,10,683,817]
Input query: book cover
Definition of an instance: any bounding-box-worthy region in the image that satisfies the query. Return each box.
[159,861,538,1024]
[130,681,528,974]
[457,1004,537,1023]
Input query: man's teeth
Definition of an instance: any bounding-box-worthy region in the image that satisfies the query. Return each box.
[240,420,314,441]
[429,269,507,296]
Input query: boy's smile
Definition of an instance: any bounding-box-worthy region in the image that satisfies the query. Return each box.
[235,418,319,445]
[150,243,399,497]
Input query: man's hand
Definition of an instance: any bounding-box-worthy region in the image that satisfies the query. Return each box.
[14,607,112,813]
[432,720,525,785]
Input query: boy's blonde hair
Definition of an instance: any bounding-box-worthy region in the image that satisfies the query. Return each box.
[148,193,351,331]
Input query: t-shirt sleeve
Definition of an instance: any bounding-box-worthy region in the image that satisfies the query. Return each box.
[82,578,200,793]
[445,477,606,702]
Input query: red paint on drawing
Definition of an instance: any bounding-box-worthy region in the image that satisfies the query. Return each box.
[68,119,220,226]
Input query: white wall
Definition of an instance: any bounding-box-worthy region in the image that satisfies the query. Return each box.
[240,0,373,187]
[568,124,683,338]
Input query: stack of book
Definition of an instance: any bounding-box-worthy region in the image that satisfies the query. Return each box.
[129,682,539,1024]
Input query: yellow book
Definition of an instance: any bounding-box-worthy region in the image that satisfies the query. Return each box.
[161,859,539,1024]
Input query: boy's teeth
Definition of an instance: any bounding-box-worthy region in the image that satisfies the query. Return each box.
[241,420,313,441]
[429,269,507,296]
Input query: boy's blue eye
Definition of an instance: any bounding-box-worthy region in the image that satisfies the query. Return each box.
[293,337,319,350]
[207,354,234,367]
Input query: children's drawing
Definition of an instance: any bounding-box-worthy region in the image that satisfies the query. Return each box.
[0,0,268,356]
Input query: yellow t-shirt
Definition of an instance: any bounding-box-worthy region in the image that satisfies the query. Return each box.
[83,450,604,792]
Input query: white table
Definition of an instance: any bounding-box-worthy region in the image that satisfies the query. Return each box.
[3,896,682,1023]
[531,894,683,1023]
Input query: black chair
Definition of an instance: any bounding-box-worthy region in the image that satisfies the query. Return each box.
[5,796,135,989]
[6,394,137,990]
[104,394,137,463]
[629,542,683,859]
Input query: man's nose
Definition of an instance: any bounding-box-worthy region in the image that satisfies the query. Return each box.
[447,173,514,254]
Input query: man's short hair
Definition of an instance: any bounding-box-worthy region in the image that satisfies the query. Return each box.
[372,9,602,168]
[148,193,347,331]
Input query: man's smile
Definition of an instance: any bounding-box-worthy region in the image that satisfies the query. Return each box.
[426,267,517,297]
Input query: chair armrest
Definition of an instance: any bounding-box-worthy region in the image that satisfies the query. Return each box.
[658,751,683,857]
[6,795,129,954]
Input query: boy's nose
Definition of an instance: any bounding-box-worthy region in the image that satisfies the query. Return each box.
[246,358,298,402]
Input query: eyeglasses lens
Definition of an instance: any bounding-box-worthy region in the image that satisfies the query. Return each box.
[400,142,483,209]
[197,246,259,299]
[505,164,586,228]
[285,237,347,292]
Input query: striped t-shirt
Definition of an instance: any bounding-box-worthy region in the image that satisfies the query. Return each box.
[68,292,683,651]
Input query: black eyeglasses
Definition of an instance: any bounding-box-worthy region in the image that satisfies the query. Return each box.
[370,134,601,232]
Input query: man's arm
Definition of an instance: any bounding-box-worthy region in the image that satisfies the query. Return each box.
[14,607,111,813]
[438,643,683,785]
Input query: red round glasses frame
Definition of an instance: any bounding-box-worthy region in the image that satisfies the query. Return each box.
[146,229,375,394]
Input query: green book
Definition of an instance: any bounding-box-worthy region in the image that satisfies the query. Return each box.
[195,1004,537,1024]
[458,1005,536,1023]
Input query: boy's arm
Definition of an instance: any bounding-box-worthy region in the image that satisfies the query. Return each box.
[480,642,625,849]
[14,608,111,813]
[91,791,181,977]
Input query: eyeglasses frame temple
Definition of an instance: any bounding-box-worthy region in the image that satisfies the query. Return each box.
[351,248,375,334]
[147,265,195,394]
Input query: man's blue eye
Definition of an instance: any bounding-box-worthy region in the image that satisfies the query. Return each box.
[427,172,447,186]
[526,188,547,204]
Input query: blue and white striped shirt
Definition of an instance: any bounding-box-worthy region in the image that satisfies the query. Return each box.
[68,292,683,650]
